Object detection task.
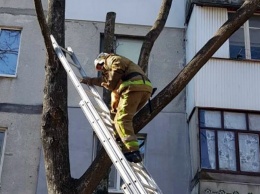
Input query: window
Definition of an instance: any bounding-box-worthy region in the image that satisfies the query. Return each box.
[114,37,143,64]
[229,14,260,60]
[97,36,145,193]
[0,128,7,185]
[92,134,147,193]
[108,135,147,193]
[0,28,21,77]
[199,109,260,173]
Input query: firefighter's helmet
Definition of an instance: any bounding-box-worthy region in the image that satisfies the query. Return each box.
[94,52,109,71]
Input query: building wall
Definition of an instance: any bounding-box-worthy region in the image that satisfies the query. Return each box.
[195,58,260,111]
[44,19,187,194]
[0,5,188,194]
[65,0,186,28]
[186,4,260,194]
[185,6,229,117]
[0,3,46,194]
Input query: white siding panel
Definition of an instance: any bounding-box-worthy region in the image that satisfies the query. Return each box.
[196,6,229,58]
[195,59,260,111]
[186,6,230,116]
[186,5,197,63]
[186,6,197,115]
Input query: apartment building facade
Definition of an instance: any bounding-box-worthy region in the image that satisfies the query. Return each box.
[0,0,259,194]
[185,0,260,194]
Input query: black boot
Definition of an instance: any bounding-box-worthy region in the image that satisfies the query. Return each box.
[124,151,142,163]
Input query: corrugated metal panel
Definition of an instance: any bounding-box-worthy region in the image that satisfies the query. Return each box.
[186,5,231,116]
[186,4,197,62]
[196,6,229,58]
[195,58,260,111]
[186,5,229,60]
[186,7,197,115]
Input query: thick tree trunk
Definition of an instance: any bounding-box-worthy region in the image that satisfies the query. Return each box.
[93,11,116,194]
[102,12,116,108]
[35,0,75,193]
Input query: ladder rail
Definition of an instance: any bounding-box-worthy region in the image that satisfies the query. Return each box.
[50,35,149,194]
[50,35,163,194]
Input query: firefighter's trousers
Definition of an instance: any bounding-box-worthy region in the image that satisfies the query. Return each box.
[113,90,151,152]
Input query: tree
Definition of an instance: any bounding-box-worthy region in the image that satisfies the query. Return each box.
[34,0,260,193]
[93,12,116,194]
[34,0,74,193]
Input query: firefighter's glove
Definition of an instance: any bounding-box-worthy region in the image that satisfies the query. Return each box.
[111,90,120,114]
[80,77,93,85]
[101,82,109,90]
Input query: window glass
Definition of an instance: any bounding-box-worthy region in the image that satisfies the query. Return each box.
[0,132,4,159]
[108,165,117,189]
[249,114,260,131]
[218,131,236,171]
[229,14,260,60]
[249,16,260,59]
[200,110,221,128]
[200,129,216,169]
[0,29,21,76]
[199,109,260,173]
[239,133,260,172]
[224,112,246,130]
[0,129,6,183]
[115,38,142,64]
[108,134,146,192]
[229,28,246,59]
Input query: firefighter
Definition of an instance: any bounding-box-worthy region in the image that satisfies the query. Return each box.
[81,53,153,163]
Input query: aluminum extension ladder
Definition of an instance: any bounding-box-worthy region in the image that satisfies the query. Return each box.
[50,35,163,194]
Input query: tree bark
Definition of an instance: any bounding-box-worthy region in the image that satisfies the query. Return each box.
[138,0,173,73]
[35,0,75,193]
[93,11,116,194]
[102,12,116,108]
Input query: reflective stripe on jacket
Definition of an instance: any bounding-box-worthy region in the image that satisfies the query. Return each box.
[102,54,153,94]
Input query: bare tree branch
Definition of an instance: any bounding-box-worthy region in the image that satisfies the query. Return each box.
[34,0,55,65]
[138,0,173,73]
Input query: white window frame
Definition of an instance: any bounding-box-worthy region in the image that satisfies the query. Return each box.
[199,109,260,174]
[0,27,22,78]
[0,128,7,186]
[92,134,147,193]
[229,13,260,60]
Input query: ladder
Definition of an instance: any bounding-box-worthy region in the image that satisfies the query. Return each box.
[50,35,163,194]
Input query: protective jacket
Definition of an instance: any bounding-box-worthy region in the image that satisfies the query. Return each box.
[89,54,153,94]
[88,54,153,153]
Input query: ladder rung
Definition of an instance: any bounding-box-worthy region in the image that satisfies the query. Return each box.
[60,46,73,55]
[50,34,163,194]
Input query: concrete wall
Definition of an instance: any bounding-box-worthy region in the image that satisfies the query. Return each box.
[0,112,41,194]
[65,0,186,28]
[0,2,189,194]
[0,4,45,194]
[36,20,189,194]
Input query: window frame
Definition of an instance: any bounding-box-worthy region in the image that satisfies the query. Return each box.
[199,108,260,176]
[0,27,22,78]
[229,13,260,60]
[92,133,147,193]
[0,128,7,186]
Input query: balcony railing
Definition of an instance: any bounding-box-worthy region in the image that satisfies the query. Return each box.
[186,0,245,23]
